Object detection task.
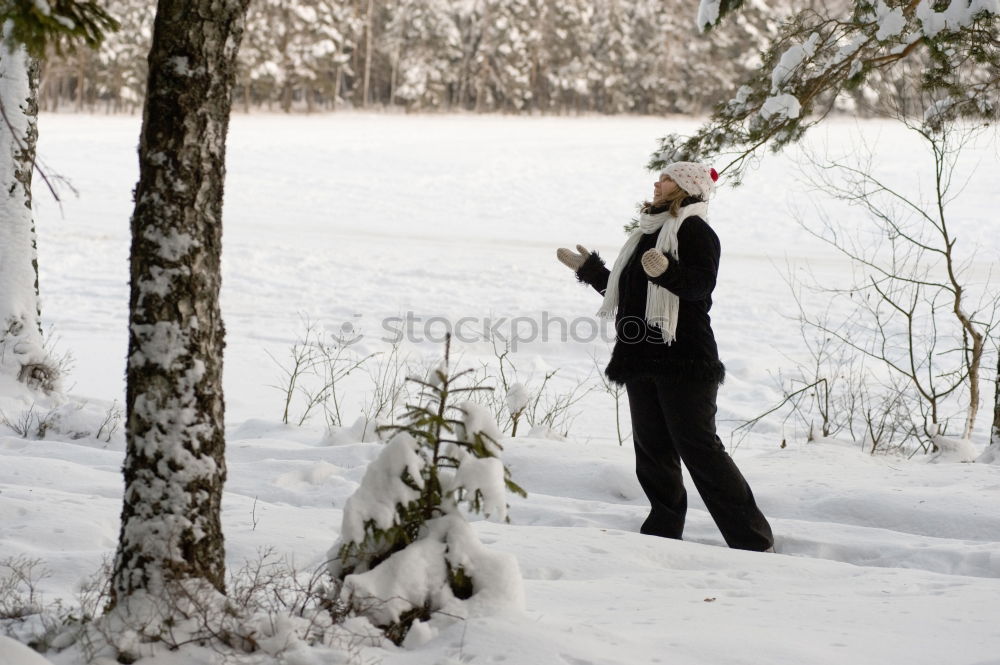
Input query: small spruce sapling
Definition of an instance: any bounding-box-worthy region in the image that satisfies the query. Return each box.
[328,334,526,644]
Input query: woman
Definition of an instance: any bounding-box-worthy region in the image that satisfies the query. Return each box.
[557,162,774,552]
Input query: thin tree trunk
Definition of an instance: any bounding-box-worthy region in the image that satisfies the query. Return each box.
[0,44,54,390]
[992,349,1000,446]
[75,49,87,111]
[389,46,398,106]
[362,0,373,108]
[110,0,250,607]
[333,63,342,110]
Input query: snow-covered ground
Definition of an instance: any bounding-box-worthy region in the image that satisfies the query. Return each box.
[2,113,999,664]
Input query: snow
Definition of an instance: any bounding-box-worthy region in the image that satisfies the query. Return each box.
[0,43,51,387]
[760,33,820,122]
[924,96,956,124]
[168,56,192,77]
[760,93,802,120]
[450,455,508,518]
[917,0,1000,37]
[340,515,523,630]
[0,636,54,665]
[332,433,423,550]
[2,113,999,664]
[931,434,979,463]
[874,1,906,41]
[505,382,529,414]
[696,0,721,31]
[769,33,819,92]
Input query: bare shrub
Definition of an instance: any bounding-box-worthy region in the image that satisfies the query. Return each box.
[267,318,323,425]
[268,318,376,427]
[0,556,47,621]
[467,337,593,439]
[312,340,373,428]
[591,349,629,446]
[360,341,412,427]
[0,404,59,440]
[756,119,1000,453]
[95,401,123,443]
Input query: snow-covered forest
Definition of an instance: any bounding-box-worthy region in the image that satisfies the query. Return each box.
[2,0,1000,664]
[3,109,999,665]
[38,0,890,115]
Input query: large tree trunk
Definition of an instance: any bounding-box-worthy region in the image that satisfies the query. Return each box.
[110,0,250,606]
[0,44,56,391]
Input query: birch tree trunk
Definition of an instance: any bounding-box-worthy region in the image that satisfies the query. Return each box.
[110,0,250,606]
[0,43,56,391]
[992,351,1000,446]
[980,352,1000,462]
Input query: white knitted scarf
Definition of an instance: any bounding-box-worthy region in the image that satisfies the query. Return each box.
[597,201,709,344]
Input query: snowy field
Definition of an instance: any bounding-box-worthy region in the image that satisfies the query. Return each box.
[2,113,1000,664]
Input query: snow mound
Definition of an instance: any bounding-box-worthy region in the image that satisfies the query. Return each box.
[274,460,342,487]
[0,637,54,665]
[977,444,1000,464]
[341,514,524,630]
[930,435,978,463]
[324,415,382,445]
[525,425,567,440]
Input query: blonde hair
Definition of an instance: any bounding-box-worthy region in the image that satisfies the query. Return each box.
[643,186,691,217]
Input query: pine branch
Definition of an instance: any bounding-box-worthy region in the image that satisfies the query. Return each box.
[2,0,120,56]
[652,3,1000,182]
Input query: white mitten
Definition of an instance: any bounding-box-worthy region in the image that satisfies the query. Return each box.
[640,248,669,277]
[556,244,592,271]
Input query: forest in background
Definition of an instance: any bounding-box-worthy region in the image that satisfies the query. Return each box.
[39,0,898,115]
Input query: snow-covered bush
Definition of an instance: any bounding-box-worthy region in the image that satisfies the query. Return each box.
[328,337,526,644]
[1,551,378,663]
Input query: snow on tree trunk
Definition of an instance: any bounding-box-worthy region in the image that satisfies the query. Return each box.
[110,0,250,605]
[0,42,55,391]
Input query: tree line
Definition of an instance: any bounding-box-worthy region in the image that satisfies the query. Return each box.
[39,0,802,115]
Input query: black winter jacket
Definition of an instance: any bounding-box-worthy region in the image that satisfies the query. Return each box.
[577,200,726,386]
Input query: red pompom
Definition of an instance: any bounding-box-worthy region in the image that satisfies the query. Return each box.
[709,168,719,182]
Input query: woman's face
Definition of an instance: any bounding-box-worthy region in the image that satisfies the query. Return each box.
[653,173,678,203]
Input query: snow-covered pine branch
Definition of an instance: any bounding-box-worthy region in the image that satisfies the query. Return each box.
[652,0,1000,181]
[2,0,119,57]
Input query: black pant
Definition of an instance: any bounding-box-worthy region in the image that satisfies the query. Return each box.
[625,375,773,551]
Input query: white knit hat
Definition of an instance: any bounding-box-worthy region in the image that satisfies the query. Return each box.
[660,161,719,200]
